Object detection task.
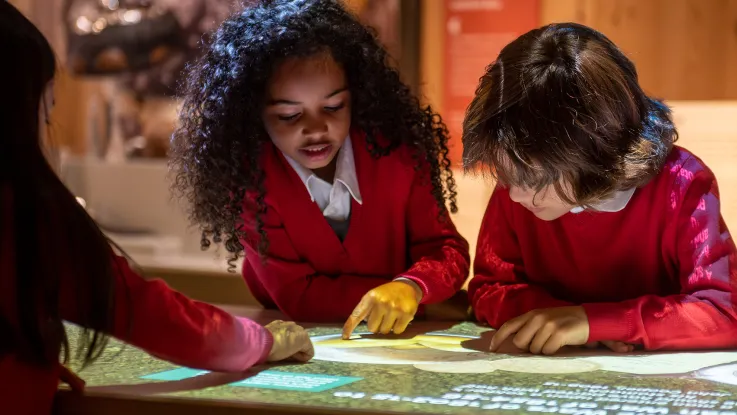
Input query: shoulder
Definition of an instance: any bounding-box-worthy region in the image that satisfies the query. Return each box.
[653,146,719,214]
[241,182,284,232]
[242,187,283,226]
[254,140,284,178]
[484,183,516,218]
[659,146,717,193]
[351,129,415,161]
[351,129,418,177]
[246,141,296,206]
[662,146,714,180]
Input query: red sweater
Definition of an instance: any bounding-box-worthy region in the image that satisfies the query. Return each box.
[1,195,273,415]
[241,131,470,323]
[470,146,737,350]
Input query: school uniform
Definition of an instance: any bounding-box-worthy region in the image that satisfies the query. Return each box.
[240,130,470,322]
[470,146,737,350]
[0,190,273,414]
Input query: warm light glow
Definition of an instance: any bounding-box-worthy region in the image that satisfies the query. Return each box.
[122,10,142,24]
[92,18,107,33]
[104,0,120,10]
[75,16,92,34]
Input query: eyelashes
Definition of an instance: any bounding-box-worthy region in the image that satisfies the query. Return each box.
[276,103,346,122]
[278,113,299,121]
[324,103,345,112]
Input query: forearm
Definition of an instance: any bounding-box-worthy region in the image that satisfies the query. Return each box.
[403,236,470,304]
[470,279,574,328]
[110,258,273,372]
[584,293,737,349]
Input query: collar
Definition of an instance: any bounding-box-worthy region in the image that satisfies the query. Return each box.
[283,137,363,205]
[570,188,636,214]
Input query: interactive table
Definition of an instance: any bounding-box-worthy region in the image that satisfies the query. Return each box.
[55,307,737,415]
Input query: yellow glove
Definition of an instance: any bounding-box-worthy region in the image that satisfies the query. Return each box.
[265,320,315,363]
[342,280,421,339]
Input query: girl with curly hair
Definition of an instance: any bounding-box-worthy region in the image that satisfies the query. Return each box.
[0,4,312,413]
[170,0,470,338]
[464,23,737,355]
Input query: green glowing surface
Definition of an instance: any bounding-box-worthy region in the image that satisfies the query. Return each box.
[64,322,737,414]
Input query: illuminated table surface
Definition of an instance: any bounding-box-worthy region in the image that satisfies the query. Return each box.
[55,307,737,415]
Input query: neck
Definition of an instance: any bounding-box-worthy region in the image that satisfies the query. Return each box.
[312,157,338,183]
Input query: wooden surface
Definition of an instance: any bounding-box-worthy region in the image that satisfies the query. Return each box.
[670,101,737,232]
[142,267,258,306]
[420,0,737,111]
[539,0,737,101]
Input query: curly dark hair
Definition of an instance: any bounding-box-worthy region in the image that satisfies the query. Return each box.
[169,0,457,271]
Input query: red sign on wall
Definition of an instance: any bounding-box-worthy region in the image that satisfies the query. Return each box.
[443,0,539,167]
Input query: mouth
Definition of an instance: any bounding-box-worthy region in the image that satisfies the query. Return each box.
[298,143,333,162]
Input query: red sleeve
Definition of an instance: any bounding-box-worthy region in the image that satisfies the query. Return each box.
[67,254,274,372]
[397,166,469,305]
[241,196,388,323]
[583,168,737,350]
[469,185,574,328]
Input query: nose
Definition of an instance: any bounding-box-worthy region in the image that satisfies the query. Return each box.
[301,114,328,137]
[508,186,530,204]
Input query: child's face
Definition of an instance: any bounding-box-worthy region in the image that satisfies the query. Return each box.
[262,53,352,172]
[507,183,575,221]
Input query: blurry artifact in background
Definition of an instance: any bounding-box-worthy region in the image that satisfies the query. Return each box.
[62,0,238,161]
[354,0,419,94]
[356,0,401,64]
[62,0,414,161]
[65,0,185,76]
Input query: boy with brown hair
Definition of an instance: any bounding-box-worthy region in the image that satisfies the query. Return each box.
[463,22,737,355]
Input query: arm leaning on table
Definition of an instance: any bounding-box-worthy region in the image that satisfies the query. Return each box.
[62,252,274,372]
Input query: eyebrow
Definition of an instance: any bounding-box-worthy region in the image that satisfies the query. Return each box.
[267,87,348,105]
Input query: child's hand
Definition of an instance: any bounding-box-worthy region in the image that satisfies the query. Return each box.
[265,320,315,363]
[59,365,86,392]
[489,306,589,355]
[342,281,420,339]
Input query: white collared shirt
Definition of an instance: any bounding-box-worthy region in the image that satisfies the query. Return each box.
[284,137,363,222]
[570,188,636,214]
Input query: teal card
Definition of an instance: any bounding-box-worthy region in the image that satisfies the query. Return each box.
[141,367,208,381]
[142,368,362,392]
[231,371,362,392]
